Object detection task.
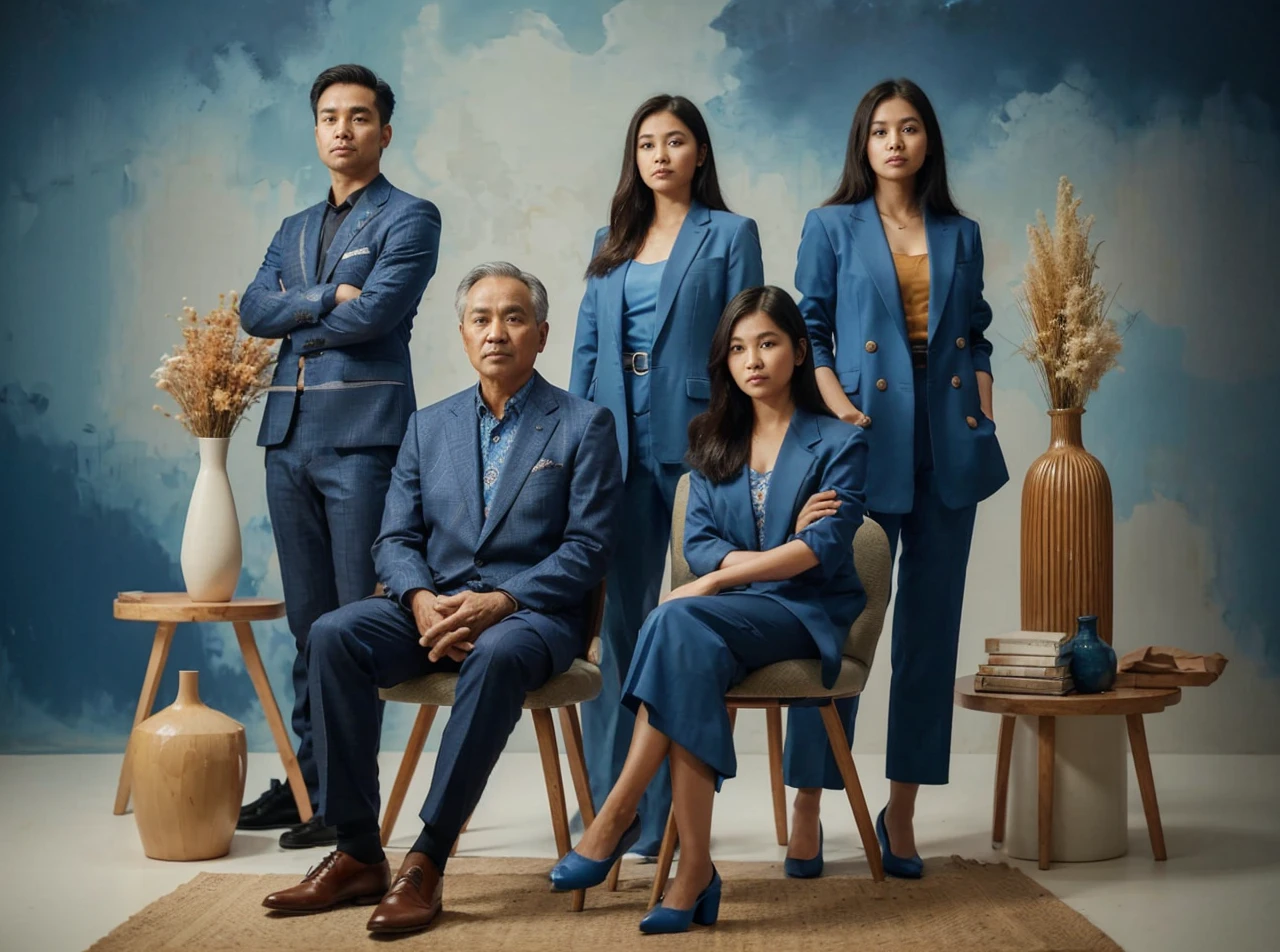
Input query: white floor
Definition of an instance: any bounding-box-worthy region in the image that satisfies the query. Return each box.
[3,751,1278,951]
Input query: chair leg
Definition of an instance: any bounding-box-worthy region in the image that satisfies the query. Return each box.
[992,714,1015,849]
[648,806,679,910]
[233,621,313,823]
[1037,715,1055,870]
[1126,713,1167,861]
[819,702,884,882]
[558,707,622,891]
[115,621,177,814]
[533,708,583,911]
[450,813,472,858]
[380,705,437,847]
[767,707,788,846]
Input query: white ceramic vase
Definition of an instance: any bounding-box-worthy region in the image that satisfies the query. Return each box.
[180,437,242,602]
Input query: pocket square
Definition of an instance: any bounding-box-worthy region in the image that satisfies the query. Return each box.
[341,247,371,260]
[531,457,562,473]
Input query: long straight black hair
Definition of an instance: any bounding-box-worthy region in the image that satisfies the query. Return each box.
[824,78,960,216]
[586,94,730,278]
[686,287,833,484]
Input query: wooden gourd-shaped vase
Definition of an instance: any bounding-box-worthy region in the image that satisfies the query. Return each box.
[1020,408,1114,644]
[129,670,247,861]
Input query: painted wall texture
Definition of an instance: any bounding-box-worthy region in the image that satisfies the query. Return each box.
[2,0,1276,757]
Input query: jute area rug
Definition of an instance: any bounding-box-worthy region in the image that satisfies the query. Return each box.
[88,855,1121,951]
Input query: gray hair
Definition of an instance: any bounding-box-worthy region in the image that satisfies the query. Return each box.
[454,261,549,324]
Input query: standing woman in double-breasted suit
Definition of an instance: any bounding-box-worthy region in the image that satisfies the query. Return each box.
[784,78,1008,879]
[570,94,764,856]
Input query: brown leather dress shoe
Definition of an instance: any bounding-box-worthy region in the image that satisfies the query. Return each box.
[366,851,443,934]
[262,850,391,913]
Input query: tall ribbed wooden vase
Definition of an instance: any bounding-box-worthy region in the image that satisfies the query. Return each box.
[1020,408,1114,643]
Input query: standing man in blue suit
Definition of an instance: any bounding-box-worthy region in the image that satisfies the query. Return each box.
[238,64,442,849]
[261,263,623,936]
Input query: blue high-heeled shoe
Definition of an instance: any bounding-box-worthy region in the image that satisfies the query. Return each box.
[548,815,641,891]
[784,822,824,879]
[639,866,721,934]
[876,807,923,879]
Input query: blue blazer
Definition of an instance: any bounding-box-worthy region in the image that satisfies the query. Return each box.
[795,198,1008,513]
[372,373,624,671]
[241,174,442,449]
[568,202,764,475]
[683,410,869,689]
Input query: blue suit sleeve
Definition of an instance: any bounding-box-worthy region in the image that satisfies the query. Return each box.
[795,210,839,371]
[968,223,994,378]
[726,217,765,300]
[372,416,439,605]
[240,224,338,339]
[499,408,623,612]
[684,472,738,577]
[569,229,608,399]
[788,430,867,579]
[296,201,442,353]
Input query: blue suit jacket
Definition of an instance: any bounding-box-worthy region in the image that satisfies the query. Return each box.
[795,198,1008,513]
[684,410,869,689]
[241,174,442,449]
[568,202,764,474]
[372,372,624,670]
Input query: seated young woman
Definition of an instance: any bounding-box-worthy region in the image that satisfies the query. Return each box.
[548,285,869,933]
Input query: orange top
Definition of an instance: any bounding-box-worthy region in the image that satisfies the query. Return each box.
[892,253,930,350]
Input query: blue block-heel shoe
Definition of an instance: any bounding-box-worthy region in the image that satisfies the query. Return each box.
[784,822,824,879]
[548,815,641,891]
[639,866,722,934]
[876,807,923,879]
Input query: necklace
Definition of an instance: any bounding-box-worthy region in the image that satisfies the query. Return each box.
[878,210,919,231]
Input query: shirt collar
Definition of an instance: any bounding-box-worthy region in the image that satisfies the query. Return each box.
[326,184,367,212]
[475,374,537,421]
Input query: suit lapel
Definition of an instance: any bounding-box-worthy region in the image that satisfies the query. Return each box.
[653,202,711,346]
[477,375,559,550]
[299,204,324,286]
[850,199,907,348]
[445,397,483,540]
[319,174,391,283]
[925,210,958,342]
[762,412,820,550]
[602,264,628,364]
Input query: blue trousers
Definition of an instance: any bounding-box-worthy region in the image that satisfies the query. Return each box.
[625,593,819,785]
[265,422,397,804]
[308,596,564,873]
[784,370,977,788]
[581,407,683,855]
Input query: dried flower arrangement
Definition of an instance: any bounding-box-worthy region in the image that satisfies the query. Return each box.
[1015,176,1127,409]
[152,293,276,438]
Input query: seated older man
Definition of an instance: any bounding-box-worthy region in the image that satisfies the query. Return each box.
[263,262,623,934]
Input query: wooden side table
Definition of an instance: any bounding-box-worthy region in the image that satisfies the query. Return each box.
[954,676,1180,870]
[112,592,312,823]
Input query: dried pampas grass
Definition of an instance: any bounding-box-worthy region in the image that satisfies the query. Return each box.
[1015,176,1127,409]
[152,293,276,438]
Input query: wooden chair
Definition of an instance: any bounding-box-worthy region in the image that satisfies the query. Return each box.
[377,581,613,912]
[649,473,891,907]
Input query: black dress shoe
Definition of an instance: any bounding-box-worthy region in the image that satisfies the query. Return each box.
[238,778,304,831]
[280,814,339,850]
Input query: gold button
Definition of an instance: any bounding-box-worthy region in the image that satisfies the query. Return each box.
[956,337,966,349]
[865,340,877,353]
[876,378,888,391]
[951,375,962,389]
[966,415,978,429]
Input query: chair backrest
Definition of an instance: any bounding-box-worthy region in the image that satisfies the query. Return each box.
[583,578,608,665]
[669,472,890,672]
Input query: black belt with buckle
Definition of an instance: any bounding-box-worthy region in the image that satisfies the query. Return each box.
[623,351,651,375]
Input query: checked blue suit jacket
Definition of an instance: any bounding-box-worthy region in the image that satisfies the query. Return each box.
[240,173,442,449]
[372,372,625,672]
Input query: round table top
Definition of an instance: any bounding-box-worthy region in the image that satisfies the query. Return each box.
[953,675,1181,716]
[114,592,286,623]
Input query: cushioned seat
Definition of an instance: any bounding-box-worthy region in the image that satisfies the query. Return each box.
[381,657,603,710]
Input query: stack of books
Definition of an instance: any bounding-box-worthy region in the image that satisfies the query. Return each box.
[975,631,1074,695]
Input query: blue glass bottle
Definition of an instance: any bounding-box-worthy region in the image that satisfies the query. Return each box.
[1068,615,1116,693]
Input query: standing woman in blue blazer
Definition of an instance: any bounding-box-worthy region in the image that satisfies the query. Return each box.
[785,79,1008,878]
[570,94,764,855]
[551,287,868,932]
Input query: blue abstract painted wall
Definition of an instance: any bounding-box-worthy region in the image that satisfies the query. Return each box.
[2,0,1277,755]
